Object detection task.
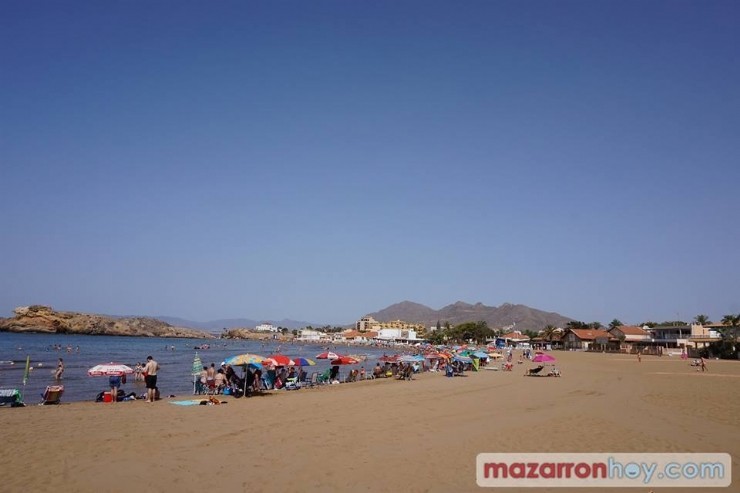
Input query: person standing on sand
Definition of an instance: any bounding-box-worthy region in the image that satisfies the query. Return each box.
[700,357,707,372]
[109,373,121,402]
[206,363,216,389]
[637,352,642,363]
[54,358,64,380]
[144,356,159,402]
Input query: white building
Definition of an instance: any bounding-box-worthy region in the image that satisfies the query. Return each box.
[255,323,278,333]
[376,328,418,341]
[296,329,326,341]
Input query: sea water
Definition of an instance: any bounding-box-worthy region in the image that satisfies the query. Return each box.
[0,332,395,403]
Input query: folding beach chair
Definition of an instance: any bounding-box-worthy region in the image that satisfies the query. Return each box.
[0,389,23,407]
[40,385,64,405]
[305,372,318,388]
[317,369,331,384]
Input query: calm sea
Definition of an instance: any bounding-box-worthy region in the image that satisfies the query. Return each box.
[0,332,396,403]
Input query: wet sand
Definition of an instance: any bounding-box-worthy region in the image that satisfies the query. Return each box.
[1,351,738,492]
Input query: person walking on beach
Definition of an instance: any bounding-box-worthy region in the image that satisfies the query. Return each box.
[700,357,707,372]
[637,352,642,363]
[143,356,159,403]
[54,358,64,380]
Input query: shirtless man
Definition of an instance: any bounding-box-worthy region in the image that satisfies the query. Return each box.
[143,356,159,403]
[206,363,216,388]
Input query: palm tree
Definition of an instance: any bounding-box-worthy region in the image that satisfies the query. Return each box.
[694,314,711,325]
[720,314,740,342]
[542,324,557,342]
[609,319,623,330]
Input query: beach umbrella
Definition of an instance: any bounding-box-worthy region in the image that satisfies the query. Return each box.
[316,351,342,360]
[223,353,265,366]
[21,355,30,402]
[329,356,360,380]
[532,353,556,363]
[263,354,294,367]
[487,353,504,360]
[192,352,203,376]
[472,351,490,359]
[87,363,134,376]
[452,355,473,364]
[223,354,266,396]
[377,355,398,363]
[290,357,315,366]
[192,352,203,394]
[330,356,360,365]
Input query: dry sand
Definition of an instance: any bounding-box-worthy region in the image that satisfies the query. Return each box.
[1,351,738,493]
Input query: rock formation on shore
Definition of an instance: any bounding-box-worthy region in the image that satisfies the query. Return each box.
[0,305,212,338]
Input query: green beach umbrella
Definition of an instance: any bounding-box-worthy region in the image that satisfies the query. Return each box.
[192,352,202,376]
[192,352,202,394]
[22,355,30,385]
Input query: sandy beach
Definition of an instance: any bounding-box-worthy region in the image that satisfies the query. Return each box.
[1,351,738,493]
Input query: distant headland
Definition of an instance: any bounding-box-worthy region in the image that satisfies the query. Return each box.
[0,305,211,339]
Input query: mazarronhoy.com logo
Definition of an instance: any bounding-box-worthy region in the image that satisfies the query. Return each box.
[476,453,731,488]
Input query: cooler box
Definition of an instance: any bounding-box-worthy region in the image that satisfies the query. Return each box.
[103,392,112,403]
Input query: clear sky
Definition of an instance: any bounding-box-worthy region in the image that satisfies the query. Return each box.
[1,1,738,326]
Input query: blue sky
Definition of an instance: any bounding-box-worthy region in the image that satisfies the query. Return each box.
[1,1,738,326]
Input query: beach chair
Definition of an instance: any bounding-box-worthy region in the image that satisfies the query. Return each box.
[526,366,545,377]
[317,369,331,384]
[0,389,23,407]
[284,377,300,390]
[40,385,64,405]
[304,372,318,388]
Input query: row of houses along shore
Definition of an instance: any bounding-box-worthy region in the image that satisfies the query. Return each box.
[239,317,731,357]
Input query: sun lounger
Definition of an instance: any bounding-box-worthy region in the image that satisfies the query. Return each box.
[40,385,64,405]
[525,366,545,376]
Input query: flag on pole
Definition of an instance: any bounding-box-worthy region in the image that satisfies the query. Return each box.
[22,356,30,385]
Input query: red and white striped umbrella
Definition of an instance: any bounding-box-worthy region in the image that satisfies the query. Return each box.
[87,362,135,376]
[330,356,360,365]
[316,351,342,360]
[263,354,294,367]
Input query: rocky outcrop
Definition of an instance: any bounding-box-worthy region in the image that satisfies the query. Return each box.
[0,305,212,338]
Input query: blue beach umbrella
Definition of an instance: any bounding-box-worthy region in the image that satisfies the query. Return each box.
[452,355,473,364]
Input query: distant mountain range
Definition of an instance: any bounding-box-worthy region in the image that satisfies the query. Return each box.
[365,301,574,331]
[103,300,573,333]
